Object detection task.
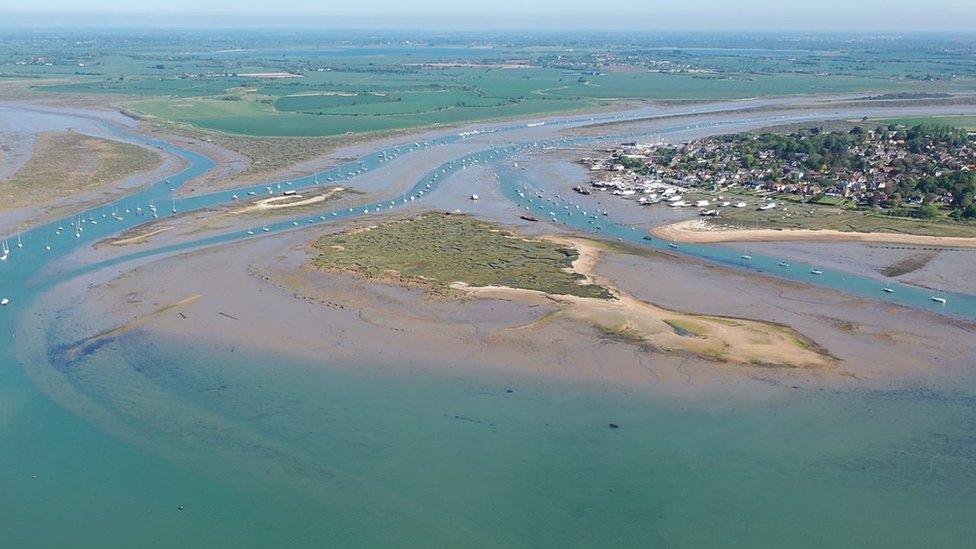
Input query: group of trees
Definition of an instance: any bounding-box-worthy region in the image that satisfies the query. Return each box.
[639,123,976,220]
[887,170,976,218]
[904,123,970,151]
[704,128,860,174]
[711,124,976,219]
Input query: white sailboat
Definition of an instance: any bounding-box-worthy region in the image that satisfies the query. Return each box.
[740,244,752,261]
[741,222,755,260]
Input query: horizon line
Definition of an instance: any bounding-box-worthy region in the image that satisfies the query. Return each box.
[1,22,975,35]
[1,11,976,34]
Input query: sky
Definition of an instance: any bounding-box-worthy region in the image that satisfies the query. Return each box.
[0,0,975,31]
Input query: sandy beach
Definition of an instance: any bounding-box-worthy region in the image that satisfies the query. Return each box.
[451,236,835,370]
[652,218,976,248]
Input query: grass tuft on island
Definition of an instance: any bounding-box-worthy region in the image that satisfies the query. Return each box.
[0,130,161,211]
[310,212,613,299]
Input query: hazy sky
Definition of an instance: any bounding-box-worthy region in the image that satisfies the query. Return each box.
[1,0,975,31]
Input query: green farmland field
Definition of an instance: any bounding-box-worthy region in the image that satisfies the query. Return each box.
[273,92,394,111]
[120,67,976,136]
[131,96,589,136]
[25,35,976,137]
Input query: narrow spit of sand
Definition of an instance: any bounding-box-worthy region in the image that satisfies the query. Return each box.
[59,295,202,361]
[652,219,976,248]
[452,237,836,370]
[232,187,345,215]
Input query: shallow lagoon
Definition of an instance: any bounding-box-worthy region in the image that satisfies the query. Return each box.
[5,325,975,547]
[3,102,976,547]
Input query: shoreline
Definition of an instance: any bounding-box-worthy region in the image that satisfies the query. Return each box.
[452,236,836,370]
[651,219,976,248]
[61,216,976,392]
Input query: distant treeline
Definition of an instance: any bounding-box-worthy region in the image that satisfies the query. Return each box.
[666,123,976,219]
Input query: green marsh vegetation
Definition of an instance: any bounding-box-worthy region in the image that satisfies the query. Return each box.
[310,212,613,299]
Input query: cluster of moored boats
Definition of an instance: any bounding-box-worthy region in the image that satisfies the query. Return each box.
[240,141,505,237]
[582,178,791,219]
[0,130,954,310]
[518,184,951,306]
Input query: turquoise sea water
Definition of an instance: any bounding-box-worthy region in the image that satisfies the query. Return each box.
[5,331,976,547]
[2,103,976,546]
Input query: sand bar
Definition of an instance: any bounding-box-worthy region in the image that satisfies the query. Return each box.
[453,237,835,369]
[652,219,976,248]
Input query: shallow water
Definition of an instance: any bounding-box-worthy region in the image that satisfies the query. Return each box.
[7,329,976,547]
[3,102,976,546]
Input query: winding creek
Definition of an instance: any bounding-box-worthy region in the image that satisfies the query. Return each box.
[5,105,974,320]
[3,101,976,546]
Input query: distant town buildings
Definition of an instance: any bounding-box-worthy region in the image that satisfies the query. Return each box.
[582,124,976,218]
